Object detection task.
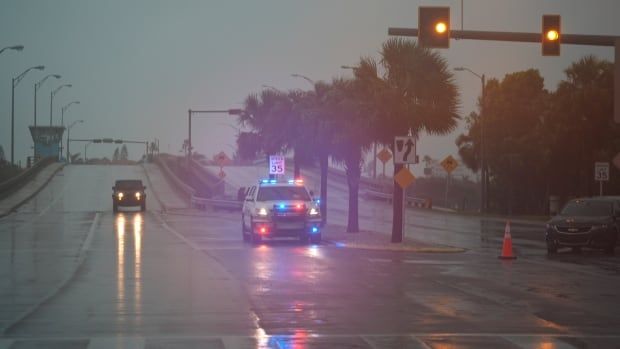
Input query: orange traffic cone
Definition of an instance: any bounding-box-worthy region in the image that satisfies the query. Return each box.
[498,221,517,260]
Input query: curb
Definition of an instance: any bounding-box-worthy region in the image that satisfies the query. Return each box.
[0,163,66,219]
[140,163,168,213]
[325,240,466,253]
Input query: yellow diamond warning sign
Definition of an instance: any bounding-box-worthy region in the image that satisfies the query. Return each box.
[394,167,416,189]
[377,148,392,164]
[441,155,458,174]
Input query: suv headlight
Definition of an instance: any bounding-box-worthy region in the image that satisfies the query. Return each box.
[308,207,320,216]
[135,192,141,199]
[117,192,124,199]
[256,207,268,216]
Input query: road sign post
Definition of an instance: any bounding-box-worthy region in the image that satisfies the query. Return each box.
[377,148,392,178]
[595,162,610,196]
[392,137,418,243]
[441,155,459,208]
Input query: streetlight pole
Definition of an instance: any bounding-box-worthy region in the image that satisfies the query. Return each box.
[454,67,486,213]
[50,84,72,126]
[11,65,45,165]
[60,101,80,160]
[61,101,80,127]
[187,108,245,168]
[66,120,84,163]
[34,74,61,127]
[85,141,93,163]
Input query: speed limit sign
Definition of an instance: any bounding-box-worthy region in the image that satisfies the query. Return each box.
[595,162,610,181]
[269,155,285,175]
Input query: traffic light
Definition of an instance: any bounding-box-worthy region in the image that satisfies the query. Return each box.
[542,15,561,56]
[418,6,450,48]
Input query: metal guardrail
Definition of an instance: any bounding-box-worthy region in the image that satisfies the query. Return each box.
[363,189,432,209]
[191,195,243,211]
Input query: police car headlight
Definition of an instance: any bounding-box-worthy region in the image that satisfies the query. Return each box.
[135,192,141,199]
[308,207,319,216]
[117,192,124,200]
[256,207,268,216]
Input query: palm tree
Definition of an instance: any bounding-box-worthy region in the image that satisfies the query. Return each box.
[323,78,374,232]
[354,38,460,242]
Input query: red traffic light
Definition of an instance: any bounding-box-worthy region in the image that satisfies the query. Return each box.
[542,15,561,56]
[418,6,450,48]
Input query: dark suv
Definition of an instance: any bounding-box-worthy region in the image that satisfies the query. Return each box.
[112,180,146,212]
[546,197,619,255]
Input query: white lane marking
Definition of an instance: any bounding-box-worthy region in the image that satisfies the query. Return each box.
[0,212,100,335]
[87,337,145,349]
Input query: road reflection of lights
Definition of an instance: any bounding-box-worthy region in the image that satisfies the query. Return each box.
[536,342,556,349]
[253,322,269,347]
[116,214,126,318]
[133,213,143,321]
[306,245,321,258]
[116,213,144,326]
[269,330,310,349]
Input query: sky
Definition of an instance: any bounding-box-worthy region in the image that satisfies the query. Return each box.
[1,0,619,174]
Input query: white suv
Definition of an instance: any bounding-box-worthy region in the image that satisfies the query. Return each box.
[241,179,321,244]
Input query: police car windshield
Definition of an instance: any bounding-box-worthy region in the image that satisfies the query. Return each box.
[257,187,310,202]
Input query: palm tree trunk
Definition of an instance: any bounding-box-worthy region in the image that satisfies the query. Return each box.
[319,150,328,226]
[345,161,360,233]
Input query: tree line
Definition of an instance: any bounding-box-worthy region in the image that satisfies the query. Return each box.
[457,56,619,215]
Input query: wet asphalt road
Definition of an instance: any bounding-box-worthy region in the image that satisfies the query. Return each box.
[1,165,620,349]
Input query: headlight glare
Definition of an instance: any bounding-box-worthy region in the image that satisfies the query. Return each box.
[257,207,268,216]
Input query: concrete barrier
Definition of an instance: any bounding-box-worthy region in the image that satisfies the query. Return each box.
[153,155,196,202]
[0,157,56,198]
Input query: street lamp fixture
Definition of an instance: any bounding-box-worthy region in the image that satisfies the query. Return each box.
[262,84,283,93]
[291,73,315,86]
[50,84,72,126]
[454,66,487,213]
[61,101,80,126]
[34,74,61,127]
[187,108,246,167]
[66,119,84,163]
[0,45,24,55]
[11,65,45,165]
[60,101,80,160]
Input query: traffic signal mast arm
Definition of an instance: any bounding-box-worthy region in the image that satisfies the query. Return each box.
[388,28,617,47]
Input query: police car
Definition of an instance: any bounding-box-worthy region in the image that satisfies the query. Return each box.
[241,178,321,244]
